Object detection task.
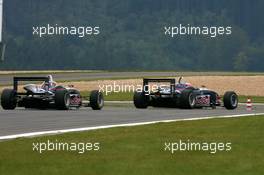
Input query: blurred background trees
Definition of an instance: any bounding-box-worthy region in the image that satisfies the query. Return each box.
[1,0,263,71]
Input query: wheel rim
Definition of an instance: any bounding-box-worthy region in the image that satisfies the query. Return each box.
[64,94,70,107]
[189,94,195,107]
[97,93,104,107]
[230,94,238,107]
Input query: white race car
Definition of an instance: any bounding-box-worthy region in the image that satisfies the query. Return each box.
[1,75,104,110]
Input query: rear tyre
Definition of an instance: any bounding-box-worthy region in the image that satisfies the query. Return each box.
[55,89,70,110]
[1,89,17,110]
[223,91,238,110]
[90,90,104,110]
[180,89,195,109]
[134,91,149,109]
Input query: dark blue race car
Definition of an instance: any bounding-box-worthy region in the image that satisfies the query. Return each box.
[134,77,238,110]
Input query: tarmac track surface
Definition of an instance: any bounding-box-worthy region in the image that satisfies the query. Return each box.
[0,105,263,137]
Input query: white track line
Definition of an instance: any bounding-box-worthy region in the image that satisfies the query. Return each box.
[0,113,264,141]
[238,103,264,106]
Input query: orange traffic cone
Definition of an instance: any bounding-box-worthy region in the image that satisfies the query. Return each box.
[246,97,253,111]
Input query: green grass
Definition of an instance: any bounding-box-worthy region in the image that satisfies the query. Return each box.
[0,70,104,75]
[42,72,264,83]
[0,115,263,175]
[82,91,264,104]
[1,70,264,76]
[0,90,263,104]
[239,96,264,103]
[1,71,264,86]
[81,91,133,101]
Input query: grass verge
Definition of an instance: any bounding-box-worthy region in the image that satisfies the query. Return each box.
[81,91,264,103]
[239,96,264,103]
[0,70,104,75]
[1,70,264,76]
[104,92,133,101]
[0,90,262,105]
[0,115,263,175]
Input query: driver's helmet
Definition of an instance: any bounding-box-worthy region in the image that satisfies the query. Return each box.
[41,75,57,90]
[185,82,193,87]
[176,77,193,89]
[47,75,53,82]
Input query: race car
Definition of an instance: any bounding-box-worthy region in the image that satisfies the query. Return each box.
[1,75,104,110]
[134,77,238,110]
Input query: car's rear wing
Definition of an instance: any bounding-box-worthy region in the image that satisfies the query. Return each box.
[13,77,49,91]
[143,78,176,95]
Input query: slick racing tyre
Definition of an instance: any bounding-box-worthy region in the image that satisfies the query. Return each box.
[1,89,17,110]
[133,91,149,109]
[223,91,238,110]
[90,90,104,110]
[55,89,70,110]
[180,89,196,109]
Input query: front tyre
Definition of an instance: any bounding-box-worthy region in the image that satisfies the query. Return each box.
[223,91,238,110]
[90,90,104,110]
[55,89,70,110]
[1,89,17,110]
[134,92,149,109]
